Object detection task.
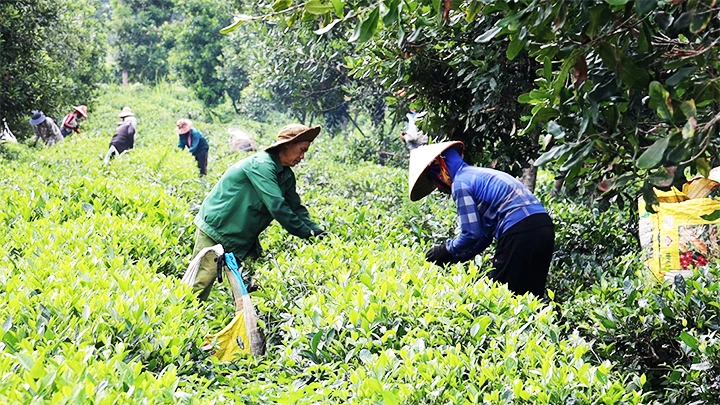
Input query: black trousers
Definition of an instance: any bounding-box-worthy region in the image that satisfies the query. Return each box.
[488,213,555,297]
[195,150,208,176]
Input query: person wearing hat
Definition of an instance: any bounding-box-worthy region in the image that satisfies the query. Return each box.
[60,105,88,137]
[189,124,326,301]
[104,121,136,162]
[176,119,210,176]
[118,107,137,129]
[29,111,64,147]
[399,108,428,151]
[409,141,554,297]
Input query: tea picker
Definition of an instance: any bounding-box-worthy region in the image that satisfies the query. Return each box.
[409,141,555,297]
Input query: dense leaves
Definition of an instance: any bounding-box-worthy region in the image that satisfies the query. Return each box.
[250,0,720,203]
[0,84,658,403]
[111,0,175,83]
[170,0,235,108]
[0,0,108,141]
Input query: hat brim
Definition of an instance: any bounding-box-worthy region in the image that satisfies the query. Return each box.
[29,116,46,125]
[118,112,134,118]
[175,125,191,135]
[408,141,464,201]
[73,106,88,118]
[265,125,321,151]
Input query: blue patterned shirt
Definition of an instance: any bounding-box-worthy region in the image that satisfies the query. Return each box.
[445,166,547,260]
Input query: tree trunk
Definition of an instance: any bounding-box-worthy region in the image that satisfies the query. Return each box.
[122,70,129,87]
[520,161,538,192]
[552,176,565,196]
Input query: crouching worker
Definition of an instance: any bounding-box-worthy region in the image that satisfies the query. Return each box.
[409,141,554,297]
[190,124,327,301]
[104,121,135,162]
[29,111,63,147]
[176,119,209,176]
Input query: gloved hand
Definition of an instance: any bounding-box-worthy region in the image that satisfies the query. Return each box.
[426,243,452,266]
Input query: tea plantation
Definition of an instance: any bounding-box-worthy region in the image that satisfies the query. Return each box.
[0,85,718,404]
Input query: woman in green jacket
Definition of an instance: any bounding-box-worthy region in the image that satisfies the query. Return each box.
[190,124,326,301]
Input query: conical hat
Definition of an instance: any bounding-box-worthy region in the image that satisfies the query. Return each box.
[408,141,464,201]
[118,106,134,118]
[73,105,88,118]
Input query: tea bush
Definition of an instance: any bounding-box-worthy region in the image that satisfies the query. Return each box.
[9,83,714,403]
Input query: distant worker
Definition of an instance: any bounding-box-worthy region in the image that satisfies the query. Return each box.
[104,121,135,162]
[409,141,555,297]
[228,128,257,152]
[60,105,88,137]
[189,124,326,301]
[399,107,428,151]
[29,111,63,147]
[1,119,18,144]
[176,119,210,176]
[118,106,137,129]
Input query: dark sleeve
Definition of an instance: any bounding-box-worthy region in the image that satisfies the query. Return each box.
[187,130,201,153]
[128,125,135,148]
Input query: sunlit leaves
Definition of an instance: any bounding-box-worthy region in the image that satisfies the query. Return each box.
[475,25,502,43]
[220,14,254,34]
[272,0,293,12]
[314,18,342,35]
[305,0,333,15]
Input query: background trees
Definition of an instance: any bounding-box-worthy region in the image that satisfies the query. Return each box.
[170,0,234,108]
[235,0,719,201]
[0,0,108,140]
[110,0,175,84]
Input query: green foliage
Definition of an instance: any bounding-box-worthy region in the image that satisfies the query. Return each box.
[0,0,108,141]
[170,0,235,108]
[258,0,720,203]
[564,265,720,404]
[543,195,638,299]
[111,0,175,83]
[0,84,651,403]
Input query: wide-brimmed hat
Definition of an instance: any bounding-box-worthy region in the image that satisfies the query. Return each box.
[73,105,88,118]
[118,107,134,118]
[408,141,464,201]
[29,110,47,125]
[265,124,321,151]
[176,119,192,135]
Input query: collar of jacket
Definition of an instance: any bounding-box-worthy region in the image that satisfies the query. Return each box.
[264,150,292,180]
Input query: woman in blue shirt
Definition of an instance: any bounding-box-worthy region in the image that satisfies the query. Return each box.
[409,141,554,297]
[176,119,210,176]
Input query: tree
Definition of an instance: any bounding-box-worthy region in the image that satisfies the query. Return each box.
[225,18,380,133]
[111,0,174,83]
[0,0,108,141]
[171,0,234,108]
[229,0,720,205]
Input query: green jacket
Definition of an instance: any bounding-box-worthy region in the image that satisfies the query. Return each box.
[194,150,321,257]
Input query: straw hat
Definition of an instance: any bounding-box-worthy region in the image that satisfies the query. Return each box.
[265,124,321,151]
[176,119,192,135]
[73,105,88,118]
[408,141,464,201]
[29,111,47,125]
[118,107,135,118]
